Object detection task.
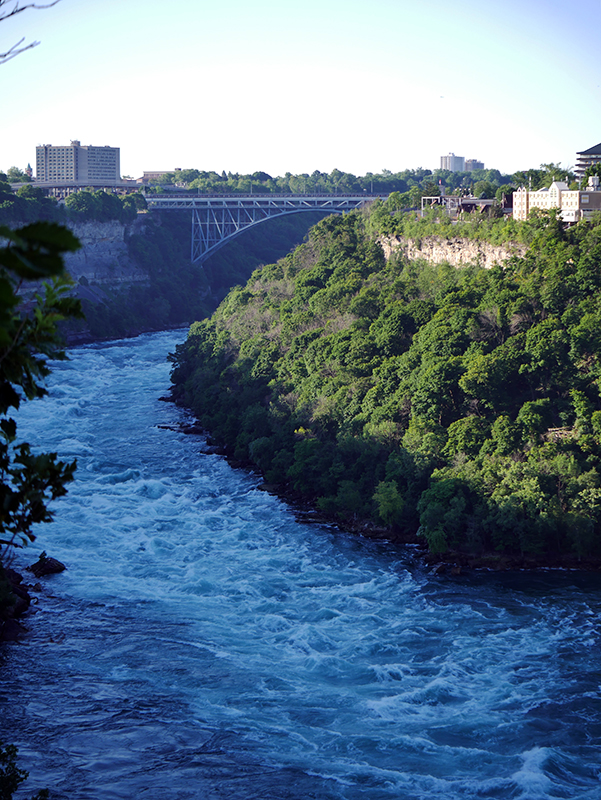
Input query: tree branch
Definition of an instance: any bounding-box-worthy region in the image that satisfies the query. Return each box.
[0,1,59,22]
[0,36,36,63]
[0,1,59,65]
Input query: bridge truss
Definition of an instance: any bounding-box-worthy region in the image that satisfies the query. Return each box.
[145,194,386,263]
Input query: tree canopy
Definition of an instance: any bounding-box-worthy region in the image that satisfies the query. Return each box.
[147,163,575,203]
[171,205,601,562]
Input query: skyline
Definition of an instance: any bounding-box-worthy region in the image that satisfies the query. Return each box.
[1,0,600,180]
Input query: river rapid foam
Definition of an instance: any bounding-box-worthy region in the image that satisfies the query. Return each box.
[1,330,600,799]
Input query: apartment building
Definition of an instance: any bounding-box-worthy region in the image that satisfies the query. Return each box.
[35,141,120,184]
[513,176,601,222]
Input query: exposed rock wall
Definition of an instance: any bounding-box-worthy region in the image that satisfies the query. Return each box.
[379,235,528,269]
[64,215,149,285]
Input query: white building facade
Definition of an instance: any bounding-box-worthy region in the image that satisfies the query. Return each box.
[440,153,465,172]
[513,177,601,222]
[35,141,120,185]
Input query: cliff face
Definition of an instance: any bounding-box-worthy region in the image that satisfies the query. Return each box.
[64,216,149,285]
[66,224,525,287]
[379,235,528,269]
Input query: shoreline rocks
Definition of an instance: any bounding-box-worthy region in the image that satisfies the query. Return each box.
[0,554,66,642]
[26,553,67,579]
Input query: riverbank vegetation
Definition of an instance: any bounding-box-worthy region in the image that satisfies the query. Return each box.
[0,220,82,636]
[171,206,601,562]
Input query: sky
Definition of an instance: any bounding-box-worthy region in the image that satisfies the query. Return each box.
[1,0,600,180]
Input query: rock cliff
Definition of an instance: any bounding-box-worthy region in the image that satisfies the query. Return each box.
[64,215,149,285]
[379,235,528,269]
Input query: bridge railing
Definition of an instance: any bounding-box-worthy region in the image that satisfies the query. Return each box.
[148,192,386,198]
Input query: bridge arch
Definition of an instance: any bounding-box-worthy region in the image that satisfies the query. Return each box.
[145,194,386,263]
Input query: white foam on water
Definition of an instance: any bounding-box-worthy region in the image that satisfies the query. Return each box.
[512,747,553,799]
[3,330,601,800]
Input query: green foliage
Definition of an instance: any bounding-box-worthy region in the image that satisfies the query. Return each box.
[5,166,31,184]
[418,476,469,553]
[0,743,48,800]
[64,189,146,224]
[0,222,82,560]
[0,183,64,225]
[149,164,524,200]
[373,480,405,526]
[0,743,27,800]
[172,206,601,560]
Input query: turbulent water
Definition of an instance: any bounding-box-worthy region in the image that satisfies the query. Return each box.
[1,330,600,800]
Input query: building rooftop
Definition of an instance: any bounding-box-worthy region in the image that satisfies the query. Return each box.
[577,142,601,156]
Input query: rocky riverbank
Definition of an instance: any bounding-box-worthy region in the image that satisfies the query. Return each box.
[0,555,66,642]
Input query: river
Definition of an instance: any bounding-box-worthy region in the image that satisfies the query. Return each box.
[1,330,600,799]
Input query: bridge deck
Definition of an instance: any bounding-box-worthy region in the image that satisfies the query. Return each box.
[146,193,386,208]
[144,193,387,263]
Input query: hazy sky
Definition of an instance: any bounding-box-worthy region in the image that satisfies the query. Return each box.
[1,0,600,179]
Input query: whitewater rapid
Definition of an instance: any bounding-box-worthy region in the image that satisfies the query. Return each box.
[1,330,600,799]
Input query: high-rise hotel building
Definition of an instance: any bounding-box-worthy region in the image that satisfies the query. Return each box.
[35,141,120,184]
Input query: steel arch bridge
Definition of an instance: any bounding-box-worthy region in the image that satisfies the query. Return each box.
[145,193,386,263]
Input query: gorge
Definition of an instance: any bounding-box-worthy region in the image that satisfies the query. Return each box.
[2,205,601,799]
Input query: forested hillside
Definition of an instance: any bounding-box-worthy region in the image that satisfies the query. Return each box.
[171,206,601,562]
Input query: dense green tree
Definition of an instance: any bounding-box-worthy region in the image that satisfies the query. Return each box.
[0,183,64,225]
[5,166,31,183]
[64,190,100,219]
[171,204,601,561]
[64,189,144,224]
[583,163,601,186]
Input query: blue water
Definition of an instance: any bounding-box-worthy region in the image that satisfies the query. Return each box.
[1,330,600,799]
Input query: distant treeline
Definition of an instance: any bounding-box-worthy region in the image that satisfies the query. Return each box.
[0,175,147,226]
[171,205,601,561]
[149,163,577,201]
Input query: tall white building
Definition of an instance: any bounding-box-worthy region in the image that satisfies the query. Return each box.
[440,153,465,172]
[35,141,120,184]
